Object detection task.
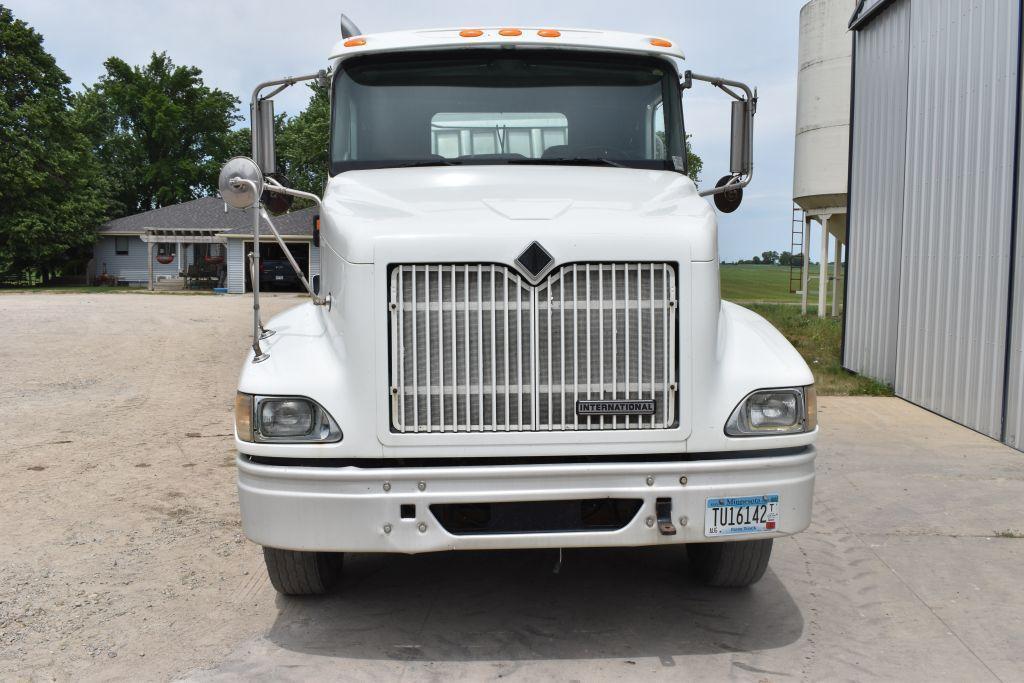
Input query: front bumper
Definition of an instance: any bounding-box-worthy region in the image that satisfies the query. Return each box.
[237,448,816,553]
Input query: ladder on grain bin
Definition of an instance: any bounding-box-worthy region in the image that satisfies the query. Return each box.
[789,204,805,294]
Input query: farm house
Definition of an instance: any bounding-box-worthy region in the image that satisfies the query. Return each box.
[92,196,319,294]
[842,0,1024,450]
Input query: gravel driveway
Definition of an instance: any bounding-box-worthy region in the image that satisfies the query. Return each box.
[1,293,1021,681]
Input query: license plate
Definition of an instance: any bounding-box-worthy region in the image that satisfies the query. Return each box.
[275,275,284,280]
[704,494,779,537]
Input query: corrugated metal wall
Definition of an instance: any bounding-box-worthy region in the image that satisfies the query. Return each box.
[843,0,911,383]
[845,0,1024,447]
[1005,25,1024,449]
[894,0,1019,439]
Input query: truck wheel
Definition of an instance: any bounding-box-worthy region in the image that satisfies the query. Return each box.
[262,546,344,595]
[686,539,773,587]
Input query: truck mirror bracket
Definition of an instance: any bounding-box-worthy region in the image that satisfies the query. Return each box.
[684,71,757,202]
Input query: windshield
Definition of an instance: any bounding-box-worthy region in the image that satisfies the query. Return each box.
[330,50,685,174]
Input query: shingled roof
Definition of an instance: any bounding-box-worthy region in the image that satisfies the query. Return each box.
[96,196,317,238]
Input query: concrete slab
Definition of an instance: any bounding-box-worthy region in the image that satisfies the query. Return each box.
[193,397,1024,681]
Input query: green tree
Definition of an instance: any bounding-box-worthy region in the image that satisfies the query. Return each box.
[276,84,330,196]
[684,133,703,185]
[75,52,241,216]
[0,6,109,280]
[779,251,793,266]
[761,250,780,265]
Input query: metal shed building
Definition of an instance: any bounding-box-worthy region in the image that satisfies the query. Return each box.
[842,0,1024,449]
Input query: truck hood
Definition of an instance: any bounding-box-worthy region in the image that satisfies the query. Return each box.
[321,165,718,263]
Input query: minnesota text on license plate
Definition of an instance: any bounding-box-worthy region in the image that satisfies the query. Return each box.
[704,494,779,537]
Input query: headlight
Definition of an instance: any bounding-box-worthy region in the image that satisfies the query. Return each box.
[725,386,817,437]
[235,393,342,443]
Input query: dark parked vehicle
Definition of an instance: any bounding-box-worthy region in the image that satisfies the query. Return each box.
[260,259,302,290]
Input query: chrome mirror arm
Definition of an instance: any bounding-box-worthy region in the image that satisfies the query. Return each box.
[261,180,328,306]
[230,177,272,363]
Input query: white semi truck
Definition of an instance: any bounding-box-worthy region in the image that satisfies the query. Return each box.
[220,18,817,596]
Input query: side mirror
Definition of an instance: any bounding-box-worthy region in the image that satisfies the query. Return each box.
[218,156,263,208]
[713,175,743,213]
[312,213,321,247]
[262,173,293,215]
[251,98,276,175]
[730,99,753,177]
[685,71,757,209]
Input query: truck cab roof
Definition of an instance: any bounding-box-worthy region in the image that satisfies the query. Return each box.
[330,27,685,62]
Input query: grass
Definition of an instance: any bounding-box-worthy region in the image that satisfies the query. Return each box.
[994,529,1024,539]
[721,264,844,306]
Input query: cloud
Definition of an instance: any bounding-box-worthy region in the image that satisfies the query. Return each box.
[7,0,808,261]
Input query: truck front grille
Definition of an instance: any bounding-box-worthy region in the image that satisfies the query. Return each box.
[389,263,677,432]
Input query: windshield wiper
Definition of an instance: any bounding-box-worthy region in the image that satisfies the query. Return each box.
[396,159,460,168]
[508,157,626,168]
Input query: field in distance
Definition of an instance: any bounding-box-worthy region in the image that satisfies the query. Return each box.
[720,263,842,305]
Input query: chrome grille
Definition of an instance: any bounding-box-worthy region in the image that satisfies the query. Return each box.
[536,263,677,429]
[389,263,677,432]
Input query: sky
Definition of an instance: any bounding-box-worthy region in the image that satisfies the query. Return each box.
[8,0,812,263]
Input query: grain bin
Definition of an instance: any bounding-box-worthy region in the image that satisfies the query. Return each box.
[792,0,854,317]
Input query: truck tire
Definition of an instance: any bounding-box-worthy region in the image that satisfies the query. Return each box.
[686,539,773,587]
[262,546,344,595]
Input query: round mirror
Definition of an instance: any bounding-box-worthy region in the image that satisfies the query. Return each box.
[262,173,294,215]
[713,175,743,213]
[218,157,263,209]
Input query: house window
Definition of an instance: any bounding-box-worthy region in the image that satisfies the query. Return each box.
[115,237,130,255]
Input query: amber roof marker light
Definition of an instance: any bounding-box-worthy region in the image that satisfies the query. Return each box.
[498,28,522,36]
[650,38,672,48]
[459,29,483,37]
[343,37,366,47]
[537,29,561,38]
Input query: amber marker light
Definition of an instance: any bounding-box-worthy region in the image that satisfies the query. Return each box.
[650,38,672,48]
[235,392,254,442]
[499,28,522,36]
[459,29,484,37]
[343,37,366,47]
[537,29,561,38]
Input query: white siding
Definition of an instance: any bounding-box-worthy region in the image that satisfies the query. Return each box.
[843,0,911,383]
[226,239,246,294]
[93,235,180,284]
[894,0,1019,439]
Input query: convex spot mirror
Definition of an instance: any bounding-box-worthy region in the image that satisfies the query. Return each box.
[262,173,294,215]
[713,175,743,213]
[218,157,263,209]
